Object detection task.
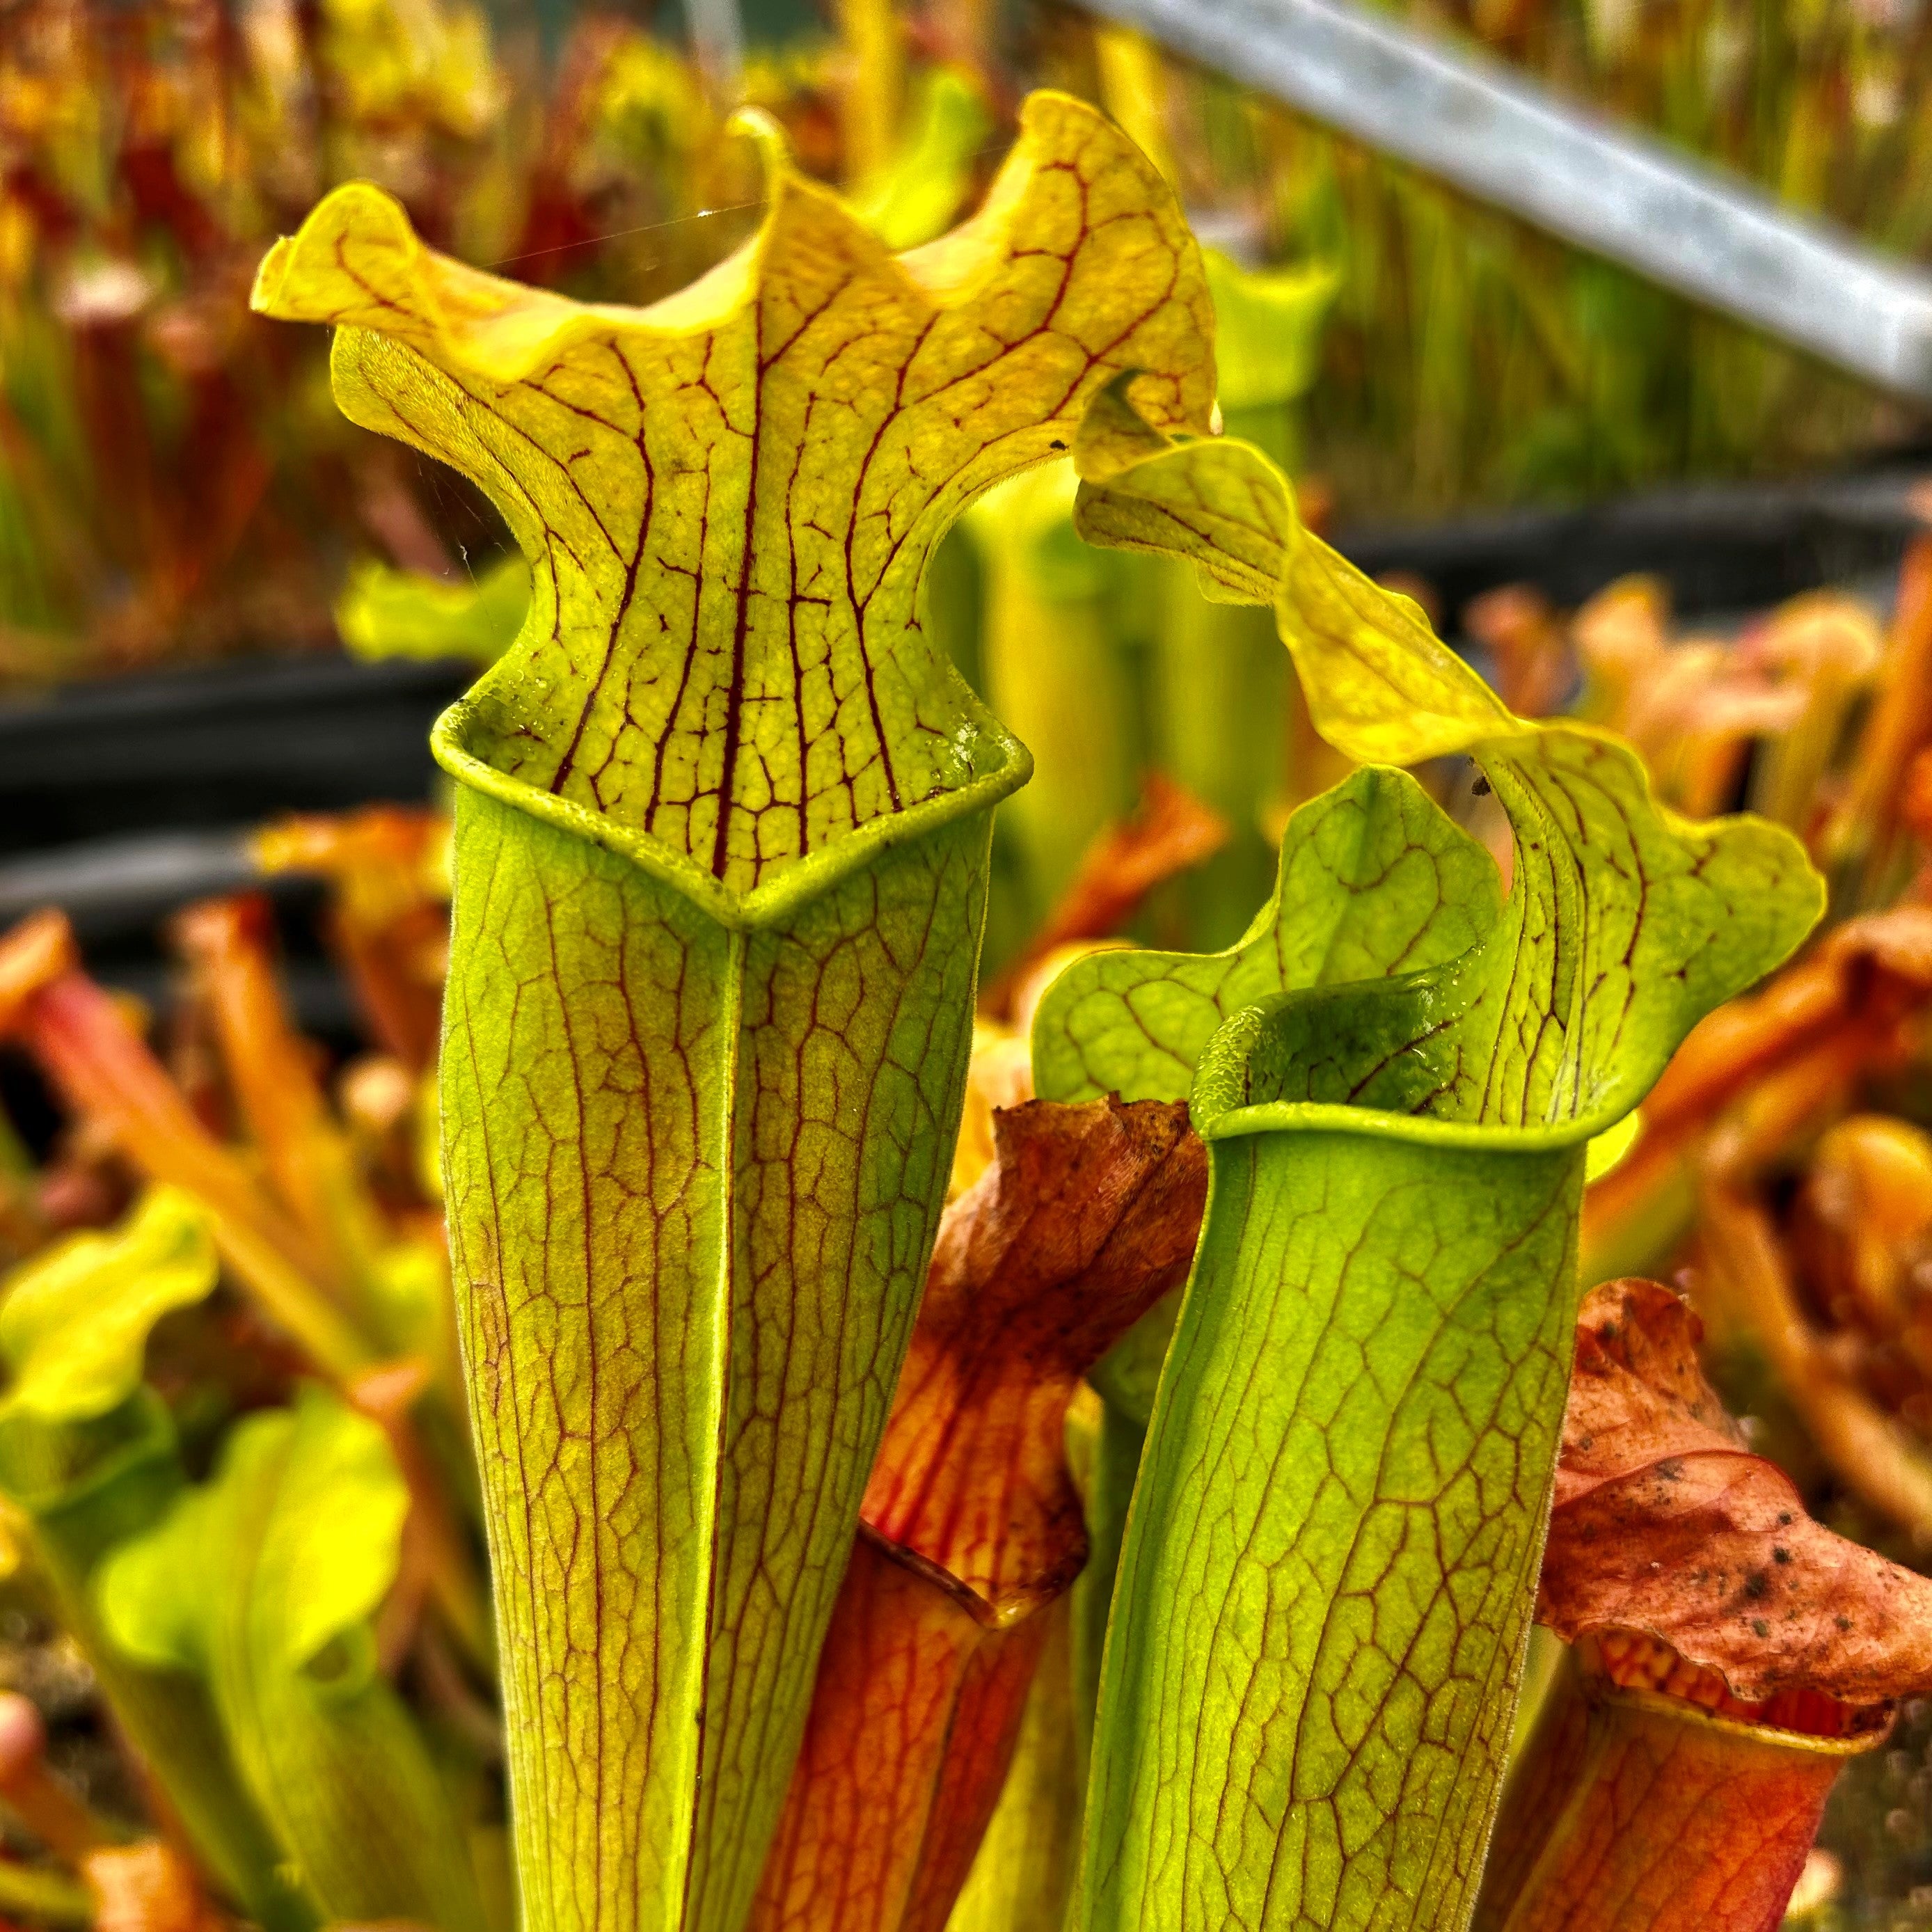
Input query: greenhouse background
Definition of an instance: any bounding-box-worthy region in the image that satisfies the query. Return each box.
[3,1,1932,1927]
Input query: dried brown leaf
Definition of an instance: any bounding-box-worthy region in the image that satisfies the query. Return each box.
[755,1098,1208,1932]
[1542,1278,1932,1709]
[865,1095,1208,1617]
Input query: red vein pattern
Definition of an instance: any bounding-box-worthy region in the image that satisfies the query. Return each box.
[255,88,1217,1932]
[258,96,1215,895]
[1084,1127,1583,1932]
[443,796,988,1932]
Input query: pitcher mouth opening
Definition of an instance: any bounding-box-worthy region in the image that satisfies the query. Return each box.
[1576,1627,1892,1748]
[432,688,1032,934]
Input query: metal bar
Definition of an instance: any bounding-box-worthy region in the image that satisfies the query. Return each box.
[1089,0,1932,401]
[686,0,745,93]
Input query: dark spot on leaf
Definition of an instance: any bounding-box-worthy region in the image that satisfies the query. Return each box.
[1778,1512,1793,1527]
[303,1633,361,1688]
[1049,440,1067,452]
[1752,1619,1770,1639]
[1472,775,1492,796]
[1744,1571,1770,1601]
[1774,1547,1791,1565]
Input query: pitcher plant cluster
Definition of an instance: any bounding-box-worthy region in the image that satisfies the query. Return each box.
[1,85,1931,1932]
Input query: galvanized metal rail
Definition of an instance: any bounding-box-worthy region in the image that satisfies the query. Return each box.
[1088,0,1932,402]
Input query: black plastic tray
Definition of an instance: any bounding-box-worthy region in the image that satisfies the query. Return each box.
[0,653,472,1052]
[0,652,471,862]
[0,459,1922,964]
[1337,465,1924,636]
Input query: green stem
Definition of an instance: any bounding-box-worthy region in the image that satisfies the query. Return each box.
[1069,1395,1145,1767]
[1148,580,1284,951]
[441,785,999,1932]
[1082,1121,1583,1931]
[974,477,1140,933]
